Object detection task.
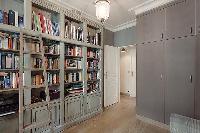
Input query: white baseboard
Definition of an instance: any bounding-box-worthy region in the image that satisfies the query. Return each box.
[136,114,170,131]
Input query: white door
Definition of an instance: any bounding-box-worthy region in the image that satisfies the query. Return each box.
[104,45,120,107]
[120,46,136,97]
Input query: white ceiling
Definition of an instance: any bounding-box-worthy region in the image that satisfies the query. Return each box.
[60,0,147,29]
[58,0,173,31]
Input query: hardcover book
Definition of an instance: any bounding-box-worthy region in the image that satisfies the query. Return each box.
[8,10,15,26]
[0,10,3,24]
[3,10,8,24]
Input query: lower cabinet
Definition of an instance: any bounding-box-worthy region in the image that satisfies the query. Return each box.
[64,95,83,124]
[84,92,102,115]
[32,106,51,133]
[51,102,60,128]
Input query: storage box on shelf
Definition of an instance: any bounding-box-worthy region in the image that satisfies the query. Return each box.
[87,25,101,46]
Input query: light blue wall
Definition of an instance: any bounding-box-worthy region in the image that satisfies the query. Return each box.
[114,26,136,47]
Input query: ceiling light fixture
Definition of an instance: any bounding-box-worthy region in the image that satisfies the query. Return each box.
[121,48,127,53]
[95,0,110,23]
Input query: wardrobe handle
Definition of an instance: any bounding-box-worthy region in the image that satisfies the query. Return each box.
[190,27,193,34]
[189,75,193,83]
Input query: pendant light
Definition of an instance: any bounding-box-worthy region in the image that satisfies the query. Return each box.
[95,0,110,23]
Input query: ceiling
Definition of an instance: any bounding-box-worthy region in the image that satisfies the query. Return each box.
[60,0,147,30]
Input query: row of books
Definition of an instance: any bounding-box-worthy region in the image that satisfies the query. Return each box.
[28,43,41,53]
[47,72,59,85]
[87,82,100,93]
[32,11,60,36]
[44,44,60,55]
[0,53,19,69]
[65,72,82,83]
[87,72,100,81]
[0,72,19,89]
[65,21,84,42]
[64,83,83,96]
[65,46,82,57]
[0,10,24,28]
[45,58,59,69]
[87,49,100,58]
[65,59,82,69]
[32,74,44,86]
[87,60,99,69]
[0,33,20,50]
[87,32,101,46]
[32,57,42,69]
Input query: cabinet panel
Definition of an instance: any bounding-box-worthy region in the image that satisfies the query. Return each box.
[32,106,50,133]
[136,42,165,123]
[51,103,60,127]
[85,93,101,114]
[196,35,200,119]
[165,0,195,38]
[64,96,83,123]
[165,36,196,124]
[196,0,200,34]
[136,15,145,44]
[145,9,165,42]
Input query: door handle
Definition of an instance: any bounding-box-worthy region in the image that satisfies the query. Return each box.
[189,75,193,83]
[105,72,108,79]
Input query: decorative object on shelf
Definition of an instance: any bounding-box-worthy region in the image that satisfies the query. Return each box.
[95,0,110,23]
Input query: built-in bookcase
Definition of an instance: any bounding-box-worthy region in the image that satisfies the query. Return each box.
[0,0,103,133]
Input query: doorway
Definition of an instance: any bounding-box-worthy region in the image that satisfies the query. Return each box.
[120,45,136,98]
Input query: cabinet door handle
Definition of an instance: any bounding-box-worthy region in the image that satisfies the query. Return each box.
[190,27,193,34]
[190,75,193,83]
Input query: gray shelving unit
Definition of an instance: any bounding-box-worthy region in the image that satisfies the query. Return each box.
[0,0,103,133]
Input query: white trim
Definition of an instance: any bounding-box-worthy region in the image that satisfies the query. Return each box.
[112,20,136,32]
[129,0,175,15]
[136,114,170,131]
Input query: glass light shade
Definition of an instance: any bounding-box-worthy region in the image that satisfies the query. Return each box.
[95,0,110,22]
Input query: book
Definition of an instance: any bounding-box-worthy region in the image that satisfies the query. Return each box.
[18,16,24,28]
[14,11,18,27]
[5,54,12,69]
[3,10,8,24]
[52,22,60,36]
[8,10,15,26]
[0,10,3,24]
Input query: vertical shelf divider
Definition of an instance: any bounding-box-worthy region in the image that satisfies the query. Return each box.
[59,42,65,126]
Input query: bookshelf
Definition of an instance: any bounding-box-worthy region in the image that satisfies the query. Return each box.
[0,0,103,133]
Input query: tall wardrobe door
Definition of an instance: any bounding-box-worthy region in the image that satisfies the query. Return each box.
[165,36,196,124]
[196,35,200,119]
[136,15,145,44]
[137,42,165,123]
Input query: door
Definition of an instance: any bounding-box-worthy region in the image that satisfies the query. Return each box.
[165,0,195,39]
[196,0,200,35]
[165,36,196,124]
[104,45,120,107]
[196,35,200,119]
[137,42,165,123]
[120,46,136,97]
[144,8,165,42]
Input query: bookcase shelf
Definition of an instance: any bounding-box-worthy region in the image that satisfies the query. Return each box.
[0,0,103,132]
[0,88,19,92]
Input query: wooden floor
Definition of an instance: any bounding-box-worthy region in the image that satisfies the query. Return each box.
[64,95,169,133]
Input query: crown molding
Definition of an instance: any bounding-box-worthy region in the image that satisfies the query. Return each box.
[112,20,136,32]
[129,0,175,15]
